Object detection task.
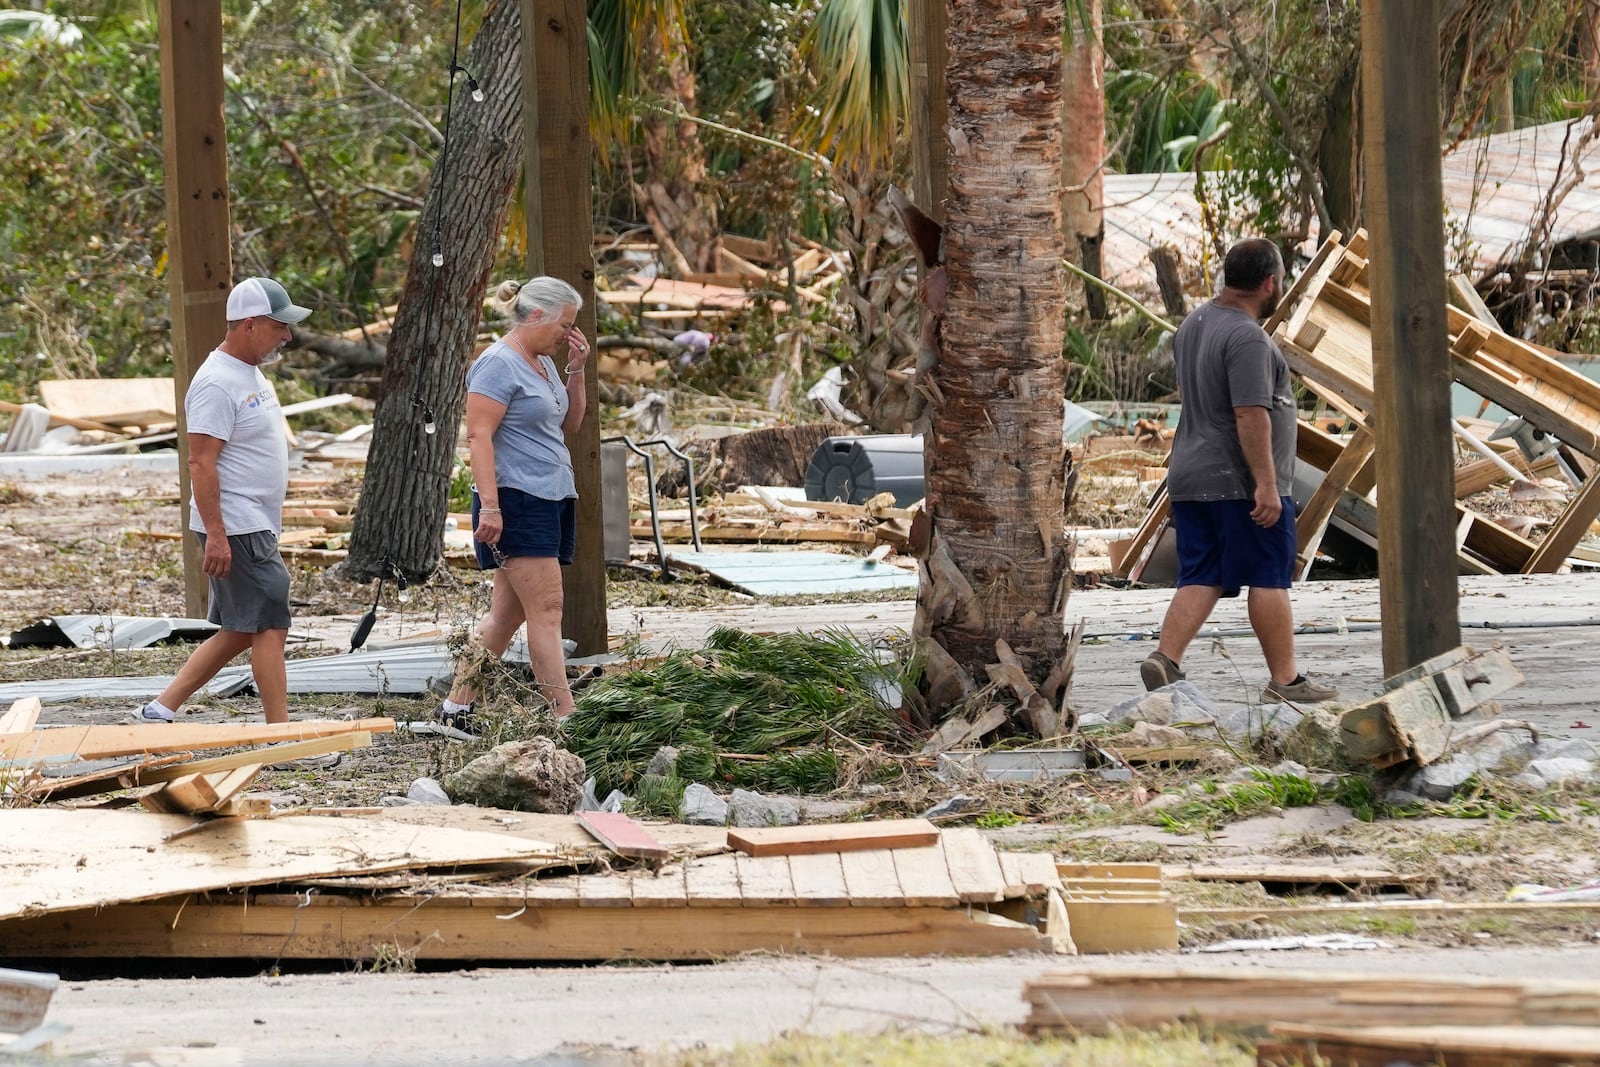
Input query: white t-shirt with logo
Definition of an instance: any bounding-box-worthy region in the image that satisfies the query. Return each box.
[185,349,288,536]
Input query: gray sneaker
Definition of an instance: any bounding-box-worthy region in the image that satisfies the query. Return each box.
[1262,676,1339,704]
[1139,651,1186,691]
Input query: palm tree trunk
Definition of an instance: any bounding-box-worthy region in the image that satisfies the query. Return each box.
[637,17,720,275]
[1062,0,1106,320]
[345,0,523,582]
[913,0,1073,736]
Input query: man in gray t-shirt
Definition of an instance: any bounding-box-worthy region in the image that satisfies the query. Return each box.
[1139,239,1338,706]
[131,277,311,726]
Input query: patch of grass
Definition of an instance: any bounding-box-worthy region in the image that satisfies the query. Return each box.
[1340,913,1419,938]
[1152,770,1324,833]
[974,809,1023,829]
[565,627,918,806]
[650,1028,1256,1067]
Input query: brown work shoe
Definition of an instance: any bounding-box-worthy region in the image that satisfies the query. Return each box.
[1262,675,1339,704]
[1139,650,1186,691]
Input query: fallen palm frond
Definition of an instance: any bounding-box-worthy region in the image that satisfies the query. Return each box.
[566,626,918,799]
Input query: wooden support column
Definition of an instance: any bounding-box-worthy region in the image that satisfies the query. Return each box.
[524,0,605,655]
[908,0,948,222]
[1361,0,1460,673]
[159,1,232,617]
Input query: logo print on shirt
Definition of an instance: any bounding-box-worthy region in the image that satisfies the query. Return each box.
[246,388,273,409]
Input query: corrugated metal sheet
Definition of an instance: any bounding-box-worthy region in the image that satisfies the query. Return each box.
[1098,117,1600,295]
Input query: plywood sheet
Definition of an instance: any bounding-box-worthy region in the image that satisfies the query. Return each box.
[38,378,177,426]
[0,809,562,920]
[1,718,394,763]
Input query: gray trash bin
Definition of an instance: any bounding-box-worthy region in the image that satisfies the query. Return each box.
[803,434,924,508]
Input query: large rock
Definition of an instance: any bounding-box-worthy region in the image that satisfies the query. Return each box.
[1103,681,1223,728]
[728,788,801,828]
[1404,755,1482,801]
[680,782,728,826]
[442,737,586,813]
[1524,757,1598,787]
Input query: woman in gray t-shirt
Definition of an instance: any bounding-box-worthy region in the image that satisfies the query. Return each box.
[436,276,590,731]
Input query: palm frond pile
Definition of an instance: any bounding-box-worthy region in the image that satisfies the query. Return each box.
[566,627,918,802]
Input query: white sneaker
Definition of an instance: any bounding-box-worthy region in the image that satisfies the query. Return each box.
[129,701,174,724]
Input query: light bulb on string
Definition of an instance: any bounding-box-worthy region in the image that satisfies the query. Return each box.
[468,77,485,104]
[396,572,411,605]
[431,249,444,268]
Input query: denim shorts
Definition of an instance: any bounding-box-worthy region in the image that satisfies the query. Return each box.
[197,530,292,632]
[471,488,576,569]
[1170,497,1295,597]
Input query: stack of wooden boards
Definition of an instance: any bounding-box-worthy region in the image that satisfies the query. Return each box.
[1023,966,1600,1066]
[1115,228,1600,581]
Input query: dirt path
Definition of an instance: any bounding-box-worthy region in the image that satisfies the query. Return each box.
[39,946,1600,1065]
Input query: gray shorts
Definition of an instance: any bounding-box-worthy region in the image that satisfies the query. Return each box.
[198,531,292,633]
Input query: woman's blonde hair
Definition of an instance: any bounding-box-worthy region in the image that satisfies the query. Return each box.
[492,276,582,325]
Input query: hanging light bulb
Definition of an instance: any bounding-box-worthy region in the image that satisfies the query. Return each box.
[424,417,438,435]
[468,76,485,104]
[396,573,411,605]
[431,249,444,268]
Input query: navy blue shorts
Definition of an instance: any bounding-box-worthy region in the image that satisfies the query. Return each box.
[472,488,576,569]
[1170,497,1295,597]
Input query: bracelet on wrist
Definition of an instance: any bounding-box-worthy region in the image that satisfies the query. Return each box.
[565,362,583,376]
[479,507,501,513]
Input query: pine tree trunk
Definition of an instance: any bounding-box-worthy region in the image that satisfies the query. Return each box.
[913,0,1073,736]
[345,0,523,582]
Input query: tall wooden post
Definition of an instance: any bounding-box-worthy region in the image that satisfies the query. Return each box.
[1362,0,1460,672]
[524,0,605,655]
[159,1,232,617]
[908,1,948,222]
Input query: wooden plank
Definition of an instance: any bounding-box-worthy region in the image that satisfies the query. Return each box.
[0,809,563,921]
[1260,1024,1600,1067]
[939,828,1007,904]
[137,772,220,815]
[631,522,879,546]
[0,967,58,1033]
[1182,899,1600,922]
[32,733,371,801]
[576,873,634,908]
[576,811,670,862]
[888,845,961,907]
[683,854,745,908]
[1165,864,1432,892]
[727,819,940,858]
[839,849,906,906]
[734,853,796,906]
[1526,470,1600,572]
[1295,427,1375,578]
[0,892,1049,961]
[629,863,689,907]
[997,851,1062,897]
[1060,899,1180,955]
[37,378,177,427]
[0,398,124,435]
[785,851,851,907]
[1057,862,1163,882]
[0,697,42,735]
[1023,966,1600,1036]
[1113,485,1169,579]
[1,719,394,763]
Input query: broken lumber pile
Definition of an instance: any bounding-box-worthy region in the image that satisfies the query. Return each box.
[0,815,1071,963]
[1116,228,1600,581]
[1022,966,1600,1036]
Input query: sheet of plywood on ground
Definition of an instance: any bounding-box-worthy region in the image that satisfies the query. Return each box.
[0,891,1049,961]
[1021,967,1600,1036]
[939,828,1009,903]
[1258,1024,1600,1067]
[38,378,177,427]
[0,718,394,763]
[728,818,940,857]
[0,809,564,920]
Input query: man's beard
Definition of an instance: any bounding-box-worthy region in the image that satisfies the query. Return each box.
[259,346,284,366]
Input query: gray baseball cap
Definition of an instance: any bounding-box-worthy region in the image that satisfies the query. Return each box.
[225,277,312,324]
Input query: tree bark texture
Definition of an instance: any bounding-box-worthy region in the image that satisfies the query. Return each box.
[1061,0,1107,320]
[346,0,523,582]
[914,0,1072,734]
[637,18,720,276]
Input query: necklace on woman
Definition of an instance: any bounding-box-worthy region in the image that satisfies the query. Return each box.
[504,331,551,383]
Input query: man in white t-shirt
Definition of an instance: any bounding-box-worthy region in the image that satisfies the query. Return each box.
[132,277,311,725]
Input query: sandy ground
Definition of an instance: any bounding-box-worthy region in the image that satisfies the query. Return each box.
[37,946,1600,1065]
